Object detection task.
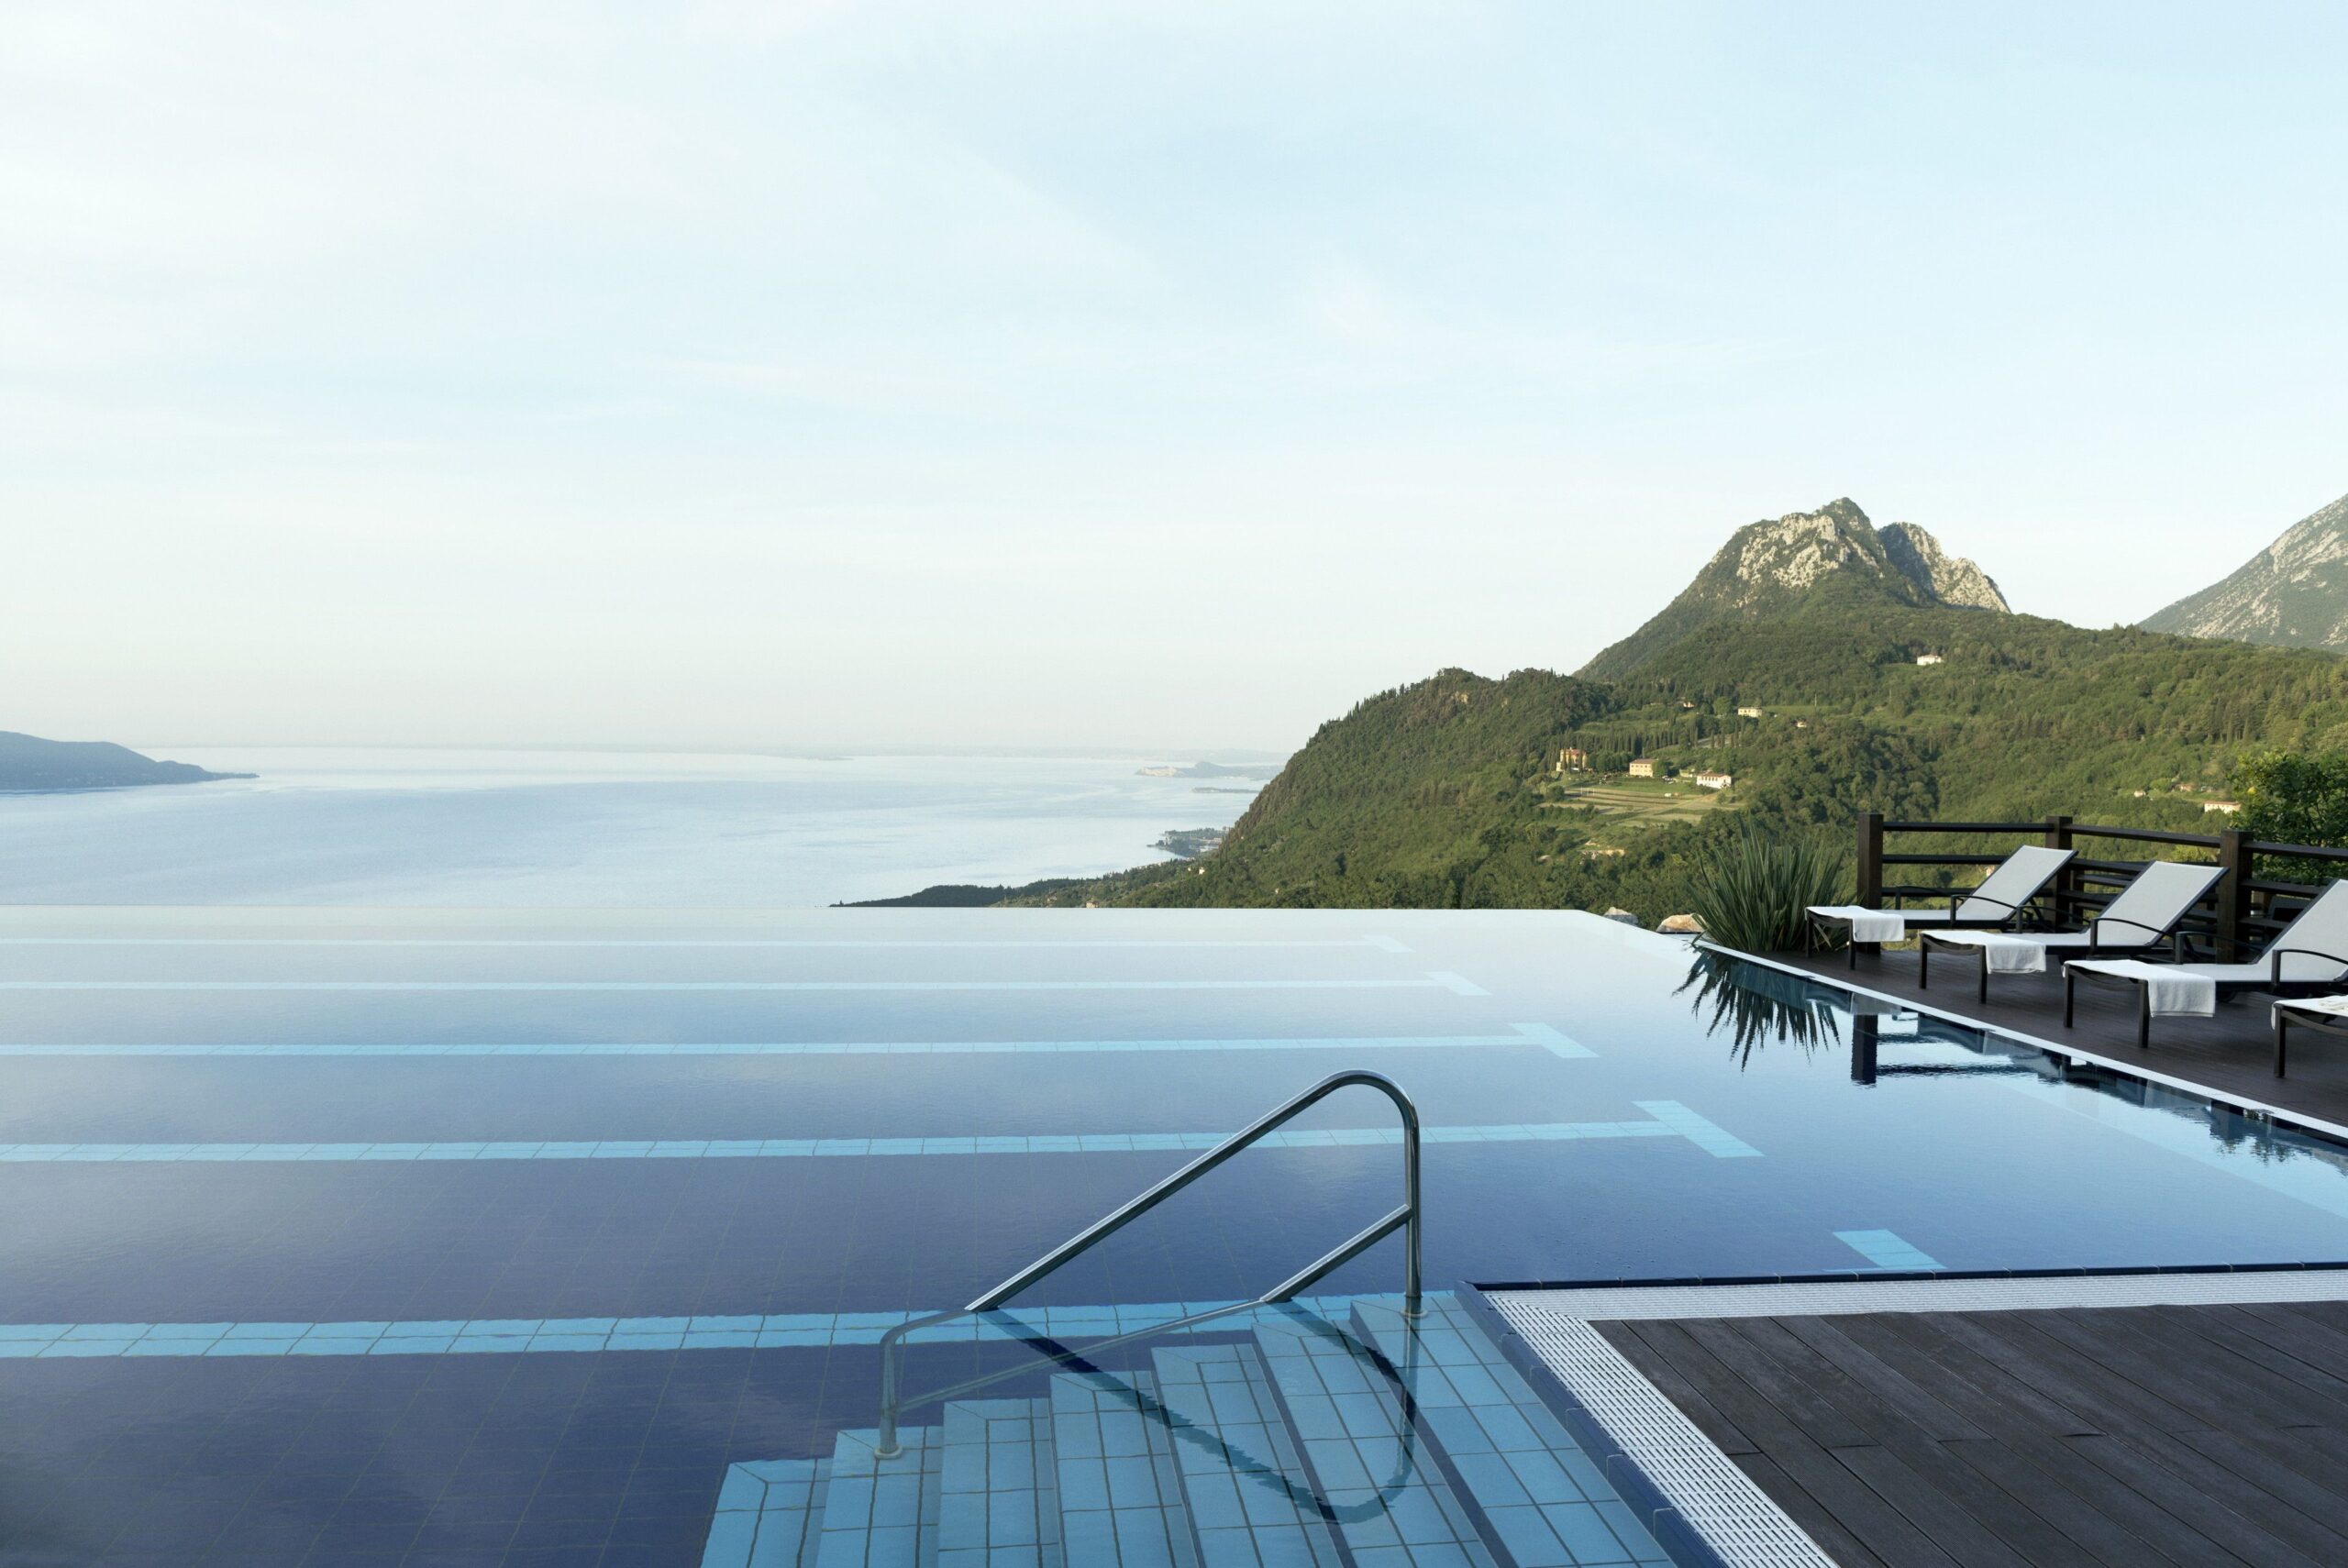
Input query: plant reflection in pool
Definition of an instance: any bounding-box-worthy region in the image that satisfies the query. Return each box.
[1678,950,1845,1065]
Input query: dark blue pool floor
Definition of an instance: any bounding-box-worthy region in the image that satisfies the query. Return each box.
[6,907,2348,1565]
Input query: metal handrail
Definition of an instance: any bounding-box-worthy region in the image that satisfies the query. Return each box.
[873,1068,1423,1458]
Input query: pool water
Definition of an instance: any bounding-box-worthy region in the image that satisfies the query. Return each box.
[4,906,2346,1567]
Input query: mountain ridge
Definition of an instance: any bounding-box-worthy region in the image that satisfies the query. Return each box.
[2143,492,2348,648]
[974,495,2347,921]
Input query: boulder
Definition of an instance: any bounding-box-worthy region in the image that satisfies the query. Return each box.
[1601,907,1640,926]
[1657,913,1704,934]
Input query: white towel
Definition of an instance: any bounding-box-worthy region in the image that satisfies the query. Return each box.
[1810,905,1904,943]
[2067,958,2217,1017]
[2276,996,2348,1024]
[1928,932,2045,973]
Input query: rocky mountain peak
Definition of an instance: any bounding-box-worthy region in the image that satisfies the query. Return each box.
[2143,492,2348,647]
[1877,522,2011,612]
[1716,499,1885,604]
[1577,497,2012,679]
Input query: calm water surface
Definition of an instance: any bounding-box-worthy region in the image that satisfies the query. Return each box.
[0,748,1260,906]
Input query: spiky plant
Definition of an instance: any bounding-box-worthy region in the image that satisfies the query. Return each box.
[1684,821,1849,954]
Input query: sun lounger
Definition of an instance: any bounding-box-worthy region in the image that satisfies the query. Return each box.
[2066,879,2348,1050]
[1807,843,2073,968]
[1918,860,2223,1002]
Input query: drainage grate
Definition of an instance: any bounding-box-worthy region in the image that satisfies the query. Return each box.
[1490,1300,1834,1568]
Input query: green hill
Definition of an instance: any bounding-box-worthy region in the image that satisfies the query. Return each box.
[1011,502,2348,922]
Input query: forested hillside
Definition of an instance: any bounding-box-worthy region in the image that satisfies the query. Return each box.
[1016,601,2348,921]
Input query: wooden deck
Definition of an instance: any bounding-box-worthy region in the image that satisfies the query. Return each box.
[1600,1298,2348,1568]
[1770,945,2348,1130]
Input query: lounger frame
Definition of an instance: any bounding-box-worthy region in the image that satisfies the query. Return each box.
[2272,1001,2348,1079]
[1915,862,2222,1004]
[2063,944,2348,1053]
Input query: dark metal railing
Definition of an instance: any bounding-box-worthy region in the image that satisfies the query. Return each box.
[1856,812,2348,960]
[872,1069,1423,1459]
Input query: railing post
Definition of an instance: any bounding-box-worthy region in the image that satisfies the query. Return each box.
[2044,814,2075,926]
[1857,812,1883,909]
[2217,828,2252,960]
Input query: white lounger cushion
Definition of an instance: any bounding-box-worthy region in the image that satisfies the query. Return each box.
[1927,932,2045,972]
[2086,860,2224,944]
[1808,906,1904,943]
[1951,845,2073,922]
[2259,880,2348,981]
[2066,958,2218,1016]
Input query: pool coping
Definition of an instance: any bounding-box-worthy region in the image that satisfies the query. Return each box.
[1697,937,2348,1147]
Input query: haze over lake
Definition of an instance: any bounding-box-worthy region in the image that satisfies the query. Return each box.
[0,749,1260,906]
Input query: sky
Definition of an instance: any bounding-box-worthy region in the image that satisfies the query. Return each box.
[5,1,2344,753]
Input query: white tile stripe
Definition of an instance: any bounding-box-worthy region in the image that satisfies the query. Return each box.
[0,1114,1709,1164]
[0,973,1488,994]
[1490,1267,2348,1324]
[1490,1297,1834,1568]
[1832,1229,1944,1272]
[0,1291,1412,1362]
[0,1021,1595,1059]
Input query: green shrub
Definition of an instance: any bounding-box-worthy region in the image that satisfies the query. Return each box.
[1684,821,1848,953]
[2234,750,2348,881]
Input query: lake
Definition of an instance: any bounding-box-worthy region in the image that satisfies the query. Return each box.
[0,748,1264,906]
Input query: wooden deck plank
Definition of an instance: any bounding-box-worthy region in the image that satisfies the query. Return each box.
[1600,1300,2348,1568]
[1732,1451,1896,1568]
[1846,1312,2318,1564]
[1761,1314,1992,1442]
[2024,1308,2348,1434]
[1602,1321,1966,1568]
[1719,1319,2102,1568]
[1940,1436,2206,1568]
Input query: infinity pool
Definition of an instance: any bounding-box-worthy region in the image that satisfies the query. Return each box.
[4,907,2345,1566]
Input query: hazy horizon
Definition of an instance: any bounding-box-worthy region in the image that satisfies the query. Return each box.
[7,2,2344,751]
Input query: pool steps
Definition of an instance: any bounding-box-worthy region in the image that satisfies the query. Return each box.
[703,1296,1676,1568]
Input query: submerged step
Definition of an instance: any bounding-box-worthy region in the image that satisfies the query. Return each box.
[1351,1298,1674,1567]
[814,1423,942,1568]
[1148,1340,1345,1568]
[700,1456,830,1568]
[1248,1312,1497,1567]
[940,1397,1061,1568]
[1050,1367,1202,1568]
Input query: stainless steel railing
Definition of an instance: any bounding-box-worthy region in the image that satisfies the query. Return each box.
[872,1068,1423,1458]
